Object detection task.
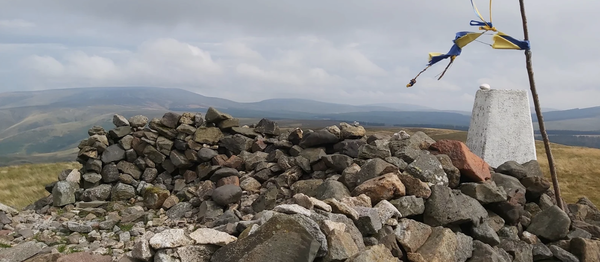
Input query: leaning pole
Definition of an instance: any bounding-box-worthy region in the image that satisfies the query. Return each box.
[518,0,564,210]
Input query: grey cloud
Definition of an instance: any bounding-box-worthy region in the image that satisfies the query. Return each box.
[0,0,598,111]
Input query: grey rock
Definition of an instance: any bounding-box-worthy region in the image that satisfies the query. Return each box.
[333,139,367,158]
[210,214,321,262]
[254,118,281,136]
[520,176,551,201]
[166,202,194,219]
[532,243,553,261]
[496,161,528,179]
[252,188,279,213]
[315,180,351,201]
[467,240,512,262]
[300,129,339,148]
[143,145,166,164]
[527,205,571,242]
[472,221,501,246]
[460,181,508,204]
[117,160,142,179]
[353,206,383,236]
[142,168,158,182]
[497,239,533,262]
[385,156,408,170]
[120,135,134,150]
[423,185,488,227]
[170,150,191,168]
[205,107,231,123]
[101,144,126,163]
[299,147,326,164]
[212,185,242,206]
[111,183,136,201]
[549,245,579,262]
[81,184,112,201]
[321,154,353,173]
[177,245,219,262]
[357,144,391,160]
[210,167,240,182]
[220,134,253,155]
[197,148,218,162]
[161,112,181,128]
[82,172,103,188]
[350,158,397,190]
[156,136,174,155]
[67,221,93,233]
[389,196,425,217]
[492,172,527,199]
[522,160,544,178]
[85,158,103,173]
[52,181,77,207]
[129,115,149,128]
[406,153,449,186]
[0,241,43,262]
[456,232,474,262]
[109,126,132,139]
[436,154,461,188]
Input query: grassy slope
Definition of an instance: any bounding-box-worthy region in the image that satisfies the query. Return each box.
[0,162,81,209]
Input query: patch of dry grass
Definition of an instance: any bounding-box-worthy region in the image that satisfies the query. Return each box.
[0,162,81,209]
[535,141,600,205]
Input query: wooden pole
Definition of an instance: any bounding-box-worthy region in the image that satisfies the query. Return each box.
[518,0,564,210]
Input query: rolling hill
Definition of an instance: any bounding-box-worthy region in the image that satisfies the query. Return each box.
[0,86,599,165]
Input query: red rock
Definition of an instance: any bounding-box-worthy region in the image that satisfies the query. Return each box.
[217,176,240,187]
[351,173,406,204]
[429,140,491,182]
[252,139,268,152]
[224,155,244,170]
[212,154,228,166]
[183,170,197,183]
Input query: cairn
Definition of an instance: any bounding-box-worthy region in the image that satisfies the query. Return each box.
[0,107,599,262]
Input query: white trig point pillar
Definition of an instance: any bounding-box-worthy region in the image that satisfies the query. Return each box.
[466,84,537,168]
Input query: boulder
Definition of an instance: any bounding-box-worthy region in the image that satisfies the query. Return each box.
[430,139,492,182]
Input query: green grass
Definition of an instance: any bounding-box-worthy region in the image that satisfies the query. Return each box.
[119,223,134,232]
[0,162,81,209]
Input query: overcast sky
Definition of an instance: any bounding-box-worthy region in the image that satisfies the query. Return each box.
[0,0,597,111]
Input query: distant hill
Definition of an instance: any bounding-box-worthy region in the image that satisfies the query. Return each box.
[0,86,599,165]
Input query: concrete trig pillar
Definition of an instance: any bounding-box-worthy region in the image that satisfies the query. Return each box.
[466,85,537,168]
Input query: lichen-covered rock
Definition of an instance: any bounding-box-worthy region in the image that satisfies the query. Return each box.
[210,214,321,262]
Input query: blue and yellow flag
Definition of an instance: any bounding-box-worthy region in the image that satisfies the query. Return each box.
[406,0,530,87]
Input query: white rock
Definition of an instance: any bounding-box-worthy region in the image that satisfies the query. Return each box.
[273,204,312,217]
[321,220,346,234]
[375,200,402,222]
[479,83,491,90]
[0,202,18,215]
[309,197,332,212]
[189,228,237,246]
[149,229,193,249]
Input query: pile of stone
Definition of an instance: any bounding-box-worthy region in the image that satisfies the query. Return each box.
[1,107,600,262]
